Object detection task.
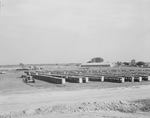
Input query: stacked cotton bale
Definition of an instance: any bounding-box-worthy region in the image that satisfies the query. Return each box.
[32,74,66,84]
[51,74,85,83]
[51,74,67,78]
[124,76,134,82]
[104,76,124,83]
[82,77,89,83]
[24,71,38,76]
[142,75,150,81]
[88,76,104,82]
[66,76,83,83]
[101,76,105,81]
[134,76,142,82]
[120,77,125,83]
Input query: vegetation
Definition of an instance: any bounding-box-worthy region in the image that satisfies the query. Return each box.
[116,61,122,66]
[19,63,25,69]
[136,61,145,67]
[123,62,130,66]
[87,57,104,63]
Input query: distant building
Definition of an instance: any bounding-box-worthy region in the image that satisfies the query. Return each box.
[80,62,114,68]
[143,62,150,68]
[130,59,136,66]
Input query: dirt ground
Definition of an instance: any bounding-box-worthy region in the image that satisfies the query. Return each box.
[0,71,150,118]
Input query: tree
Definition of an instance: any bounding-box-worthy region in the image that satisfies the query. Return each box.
[33,65,38,70]
[136,61,145,67]
[87,60,92,63]
[87,57,104,63]
[123,62,130,66]
[116,61,122,66]
[19,63,25,69]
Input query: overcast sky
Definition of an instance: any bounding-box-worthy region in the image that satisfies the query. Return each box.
[0,0,150,65]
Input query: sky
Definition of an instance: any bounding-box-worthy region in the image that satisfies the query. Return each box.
[0,0,150,65]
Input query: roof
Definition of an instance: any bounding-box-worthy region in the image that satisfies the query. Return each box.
[81,62,112,66]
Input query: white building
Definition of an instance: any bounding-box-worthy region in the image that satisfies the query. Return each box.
[80,62,114,68]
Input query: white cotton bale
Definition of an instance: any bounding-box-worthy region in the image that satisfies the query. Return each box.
[101,76,104,82]
[61,78,66,84]
[79,78,83,83]
[85,77,89,83]
[131,77,134,82]
[148,76,150,81]
[139,77,142,82]
[121,77,125,83]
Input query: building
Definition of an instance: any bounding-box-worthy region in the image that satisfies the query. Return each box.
[130,59,136,66]
[143,62,150,68]
[80,62,114,68]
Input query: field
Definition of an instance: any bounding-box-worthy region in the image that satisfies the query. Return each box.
[0,66,150,118]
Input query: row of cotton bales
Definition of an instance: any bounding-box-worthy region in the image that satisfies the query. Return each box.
[23,70,150,84]
[24,71,88,84]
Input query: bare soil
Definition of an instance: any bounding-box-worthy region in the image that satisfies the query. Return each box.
[0,71,150,118]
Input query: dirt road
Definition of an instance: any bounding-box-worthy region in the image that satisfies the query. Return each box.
[0,84,150,118]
